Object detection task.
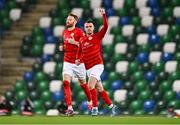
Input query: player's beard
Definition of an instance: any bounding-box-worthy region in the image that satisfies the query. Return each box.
[66,23,74,28]
[86,30,93,35]
[66,21,75,28]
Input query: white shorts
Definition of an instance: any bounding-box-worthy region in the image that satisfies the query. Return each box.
[87,64,104,81]
[63,62,86,80]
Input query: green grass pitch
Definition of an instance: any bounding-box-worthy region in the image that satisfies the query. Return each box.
[0,115,180,124]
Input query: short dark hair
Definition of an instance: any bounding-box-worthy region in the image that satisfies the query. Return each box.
[68,13,78,21]
[85,18,94,24]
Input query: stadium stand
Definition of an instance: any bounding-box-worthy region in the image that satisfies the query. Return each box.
[0,0,38,37]
[0,0,180,115]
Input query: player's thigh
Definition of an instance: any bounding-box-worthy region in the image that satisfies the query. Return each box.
[62,62,73,81]
[88,76,98,89]
[73,63,86,82]
[87,64,104,81]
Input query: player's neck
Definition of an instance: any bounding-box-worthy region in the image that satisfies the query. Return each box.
[87,33,93,36]
[67,26,75,31]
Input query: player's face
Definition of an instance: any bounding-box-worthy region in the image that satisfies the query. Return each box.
[66,16,77,28]
[84,23,94,35]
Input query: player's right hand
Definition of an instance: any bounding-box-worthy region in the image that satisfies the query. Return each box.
[59,45,64,51]
[75,59,81,66]
[68,38,79,46]
[99,8,105,15]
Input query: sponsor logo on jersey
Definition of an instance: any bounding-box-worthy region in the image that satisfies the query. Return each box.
[88,36,92,40]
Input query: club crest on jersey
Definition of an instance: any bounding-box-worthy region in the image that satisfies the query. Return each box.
[83,41,93,49]
[71,33,74,37]
[84,42,89,47]
[88,36,93,40]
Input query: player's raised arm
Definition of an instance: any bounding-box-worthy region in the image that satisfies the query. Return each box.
[100,8,108,29]
[75,39,82,66]
[97,8,108,39]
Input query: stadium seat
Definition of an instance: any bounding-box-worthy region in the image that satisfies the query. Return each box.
[39,17,52,28]
[136,0,148,8]
[163,42,176,53]
[51,17,63,27]
[143,100,155,113]
[53,25,65,37]
[145,25,156,34]
[116,8,127,17]
[151,7,160,17]
[2,18,12,30]
[113,0,124,9]
[108,16,119,27]
[111,26,121,35]
[138,44,150,53]
[82,8,93,19]
[43,61,56,74]
[46,109,59,116]
[119,16,131,26]
[122,25,134,37]
[170,25,180,37]
[32,26,43,37]
[102,34,114,45]
[172,80,180,92]
[71,8,83,18]
[165,61,178,73]
[125,0,135,9]
[136,34,149,45]
[115,43,127,54]
[164,90,176,103]
[131,16,141,26]
[139,7,151,17]
[148,34,160,45]
[161,52,173,62]
[9,8,22,21]
[31,45,43,56]
[93,8,104,18]
[130,100,142,112]
[79,0,90,9]
[49,80,63,92]
[161,35,172,44]
[90,0,102,9]
[43,44,56,55]
[157,24,169,36]
[152,61,165,74]
[149,51,162,64]
[173,6,180,18]
[115,61,128,73]
[0,0,36,32]
[139,90,151,101]
[114,90,127,103]
[141,16,153,27]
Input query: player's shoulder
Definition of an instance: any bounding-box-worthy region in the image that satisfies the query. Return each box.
[75,27,83,32]
[80,35,86,42]
[62,29,67,34]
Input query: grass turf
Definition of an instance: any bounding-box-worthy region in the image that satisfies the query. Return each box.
[0,115,180,124]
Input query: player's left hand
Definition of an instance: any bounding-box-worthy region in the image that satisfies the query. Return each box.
[59,45,64,51]
[75,59,81,66]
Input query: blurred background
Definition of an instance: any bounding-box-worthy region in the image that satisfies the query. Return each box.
[0,0,180,116]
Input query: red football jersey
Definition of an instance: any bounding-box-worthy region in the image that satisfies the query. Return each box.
[77,14,108,70]
[62,27,84,63]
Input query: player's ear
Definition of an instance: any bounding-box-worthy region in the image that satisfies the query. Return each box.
[92,24,95,30]
[74,20,77,24]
